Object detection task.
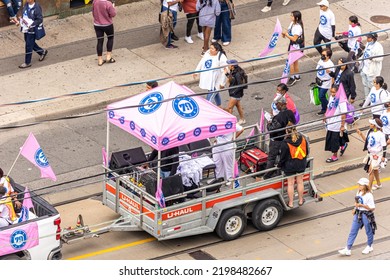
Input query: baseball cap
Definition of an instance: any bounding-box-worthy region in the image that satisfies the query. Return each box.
[275,96,287,104]
[317,0,329,7]
[226,59,238,66]
[369,118,383,128]
[357,177,369,186]
[366,32,378,40]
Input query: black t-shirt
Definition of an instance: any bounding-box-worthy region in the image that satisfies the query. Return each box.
[268,109,296,141]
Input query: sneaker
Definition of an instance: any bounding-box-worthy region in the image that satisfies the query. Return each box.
[222,42,230,46]
[338,247,351,256]
[352,116,360,125]
[238,119,246,125]
[197,32,204,40]
[372,184,382,190]
[165,44,178,49]
[283,0,291,5]
[171,33,179,41]
[359,102,364,107]
[286,77,296,86]
[184,36,194,44]
[362,245,373,254]
[18,63,31,69]
[340,143,348,156]
[211,39,218,43]
[316,111,325,116]
[294,76,301,82]
[261,6,272,12]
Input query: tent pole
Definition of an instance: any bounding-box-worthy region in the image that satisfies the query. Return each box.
[232,131,237,189]
[106,118,110,168]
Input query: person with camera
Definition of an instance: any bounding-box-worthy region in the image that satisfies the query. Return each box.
[224,59,246,124]
[338,177,376,256]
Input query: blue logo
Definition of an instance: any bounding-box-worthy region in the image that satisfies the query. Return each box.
[205,59,212,69]
[17,206,29,223]
[34,148,49,168]
[328,98,339,110]
[348,30,354,37]
[283,59,290,75]
[269,32,279,48]
[356,196,363,204]
[225,121,233,129]
[10,230,28,250]
[317,66,325,76]
[162,137,170,146]
[138,92,164,115]
[193,128,201,137]
[209,125,217,133]
[369,135,376,147]
[151,136,157,144]
[370,93,376,103]
[129,121,135,130]
[320,15,327,25]
[381,116,389,126]
[140,128,146,137]
[172,95,199,119]
[108,110,115,119]
[178,133,186,141]
[119,116,125,124]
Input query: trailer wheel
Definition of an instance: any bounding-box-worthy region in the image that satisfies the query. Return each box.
[215,208,247,241]
[0,254,23,260]
[252,199,283,231]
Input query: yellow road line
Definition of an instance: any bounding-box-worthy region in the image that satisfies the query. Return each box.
[67,237,156,260]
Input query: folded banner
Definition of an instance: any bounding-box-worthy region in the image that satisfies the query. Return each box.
[17,187,35,223]
[0,222,39,256]
[102,147,108,167]
[325,83,348,118]
[155,177,166,208]
[259,18,282,57]
[258,108,265,133]
[20,133,57,181]
[281,46,305,84]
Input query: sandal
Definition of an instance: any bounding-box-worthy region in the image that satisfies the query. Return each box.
[107,57,116,63]
[98,60,106,66]
[287,201,294,209]
[326,157,338,163]
[298,199,305,206]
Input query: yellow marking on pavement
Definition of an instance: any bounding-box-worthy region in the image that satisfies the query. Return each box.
[67,237,156,260]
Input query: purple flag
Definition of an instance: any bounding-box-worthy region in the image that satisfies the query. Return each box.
[102,147,108,167]
[234,160,240,189]
[259,18,282,57]
[281,46,305,84]
[325,83,349,118]
[18,187,35,222]
[246,127,255,144]
[155,178,166,208]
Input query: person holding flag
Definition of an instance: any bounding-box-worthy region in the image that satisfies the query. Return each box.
[324,84,349,163]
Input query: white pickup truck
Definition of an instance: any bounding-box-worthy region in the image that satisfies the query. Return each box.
[0,182,62,260]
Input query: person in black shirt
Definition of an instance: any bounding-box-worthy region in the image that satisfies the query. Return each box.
[148,146,179,178]
[330,57,357,103]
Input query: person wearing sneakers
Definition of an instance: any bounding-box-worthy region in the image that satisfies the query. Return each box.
[313,0,336,55]
[197,0,221,54]
[212,0,232,46]
[324,85,349,163]
[2,0,21,24]
[338,177,376,256]
[315,48,334,116]
[224,59,246,125]
[282,10,304,87]
[261,0,291,13]
[356,118,386,191]
[18,0,48,69]
[182,0,204,44]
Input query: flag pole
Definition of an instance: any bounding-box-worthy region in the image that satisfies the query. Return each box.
[7,147,23,179]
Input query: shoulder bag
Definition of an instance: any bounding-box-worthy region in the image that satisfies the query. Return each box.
[35,23,46,40]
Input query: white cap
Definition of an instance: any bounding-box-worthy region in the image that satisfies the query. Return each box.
[317,0,330,7]
[369,118,382,128]
[357,178,369,186]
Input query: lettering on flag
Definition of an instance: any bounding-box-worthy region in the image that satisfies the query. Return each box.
[259,18,282,57]
[325,83,348,118]
[281,47,304,84]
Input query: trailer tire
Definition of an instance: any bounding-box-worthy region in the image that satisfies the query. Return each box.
[0,254,23,260]
[215,208,247,241]
[252,198,283,231]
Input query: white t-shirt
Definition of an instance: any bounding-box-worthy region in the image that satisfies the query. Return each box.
[366,130,386,154]
[380,110,390,135]
[363,87,387,115]
[163,0,179,12]
[0,177,14,196]
[196,51,227,91]
[355,191,375,211]
[348,24,361,51]
[0,198,11,222]
[316,59,334,89]
[318,9,336,39]
[213,124,243,152]
[326,96,348,132]
[361,41,378,74]
[288,22,303,50]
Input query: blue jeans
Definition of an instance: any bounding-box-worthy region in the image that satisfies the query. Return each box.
[207,90,222,106]
[213,2,231,43]
[346,212,373,249]
[2,0,21,18]
[162,6,177,46]
[24,33,44,64]
[318,87,329,112]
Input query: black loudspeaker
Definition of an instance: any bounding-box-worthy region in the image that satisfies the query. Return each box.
[110,147,147,174]
[146,174,184,206]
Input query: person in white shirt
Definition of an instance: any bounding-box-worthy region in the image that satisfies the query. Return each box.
[380,95,390,143]
[324,85,348,163]
[313,0,335,55]
[193,42,227,107]
[356,118,387,190]
[360,32,384,104]
[338,177,375,256]
[362,76,388,119]
[316,48,334,115]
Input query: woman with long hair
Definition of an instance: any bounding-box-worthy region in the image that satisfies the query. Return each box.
[362,76,388,119]
[282,10,304,86]
[196,0,221,55]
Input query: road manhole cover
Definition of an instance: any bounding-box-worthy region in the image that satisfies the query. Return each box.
[370,15,390,24]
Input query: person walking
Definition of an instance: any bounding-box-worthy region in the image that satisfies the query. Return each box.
[360,32,384,106]
[338,177,376,256]
[182,0,204,44]
[212,0,232,46]
[330,57,357,103]
[316,48,334,115]
[282,10,304,86]
[362,76,388,119]
[336,16,362,68]
[313,0,335,55]
[356,118,387,191]
[18,0,48,69]
[278,121,308,208]
[92,0,116,66]
[193,42,227,107]
[162,0,184,49]
[261,0,291,13]
[197,0,221,55]
[380,96,390,144]
[224,59,247,124]
[324,85,349,163]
